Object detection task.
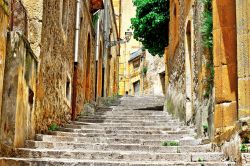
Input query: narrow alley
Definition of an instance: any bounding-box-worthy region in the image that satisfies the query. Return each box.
[0,96,236,165]
[0,0,249,165]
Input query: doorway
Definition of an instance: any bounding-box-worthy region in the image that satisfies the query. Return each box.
[133,81,140,96]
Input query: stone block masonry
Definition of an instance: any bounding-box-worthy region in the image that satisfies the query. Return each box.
[1,32,38,154]
[35,0,76,133]
[212,0,238,142]
[165,0,211,138]
[0,1,9,155]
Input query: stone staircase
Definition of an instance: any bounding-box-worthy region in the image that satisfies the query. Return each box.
[0,96,236,165]
[242,144,250,165]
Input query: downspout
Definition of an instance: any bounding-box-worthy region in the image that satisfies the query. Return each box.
[95,10,101,100]
[72,0,81,121]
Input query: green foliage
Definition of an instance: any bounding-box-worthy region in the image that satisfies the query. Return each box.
[198,157,204,162]
[142,66,148,75]
[161,141,179,146]
[240,144,249,152]
[48,123,59,131]
[200,0,213,48]
[93,14,99,28]
[203,124,208,130]
[131,0,170,57]
[204,62,214,98]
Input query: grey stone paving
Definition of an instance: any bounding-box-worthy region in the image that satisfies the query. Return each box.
[0,96,236,165]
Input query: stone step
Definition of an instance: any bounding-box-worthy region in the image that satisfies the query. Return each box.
[80,114,170,118]
[77,116,173,121]
[89,111,167,116]
[0,158,236,166]
[16,149,225,162]
[46,131,195,140]
[35,135,201,146]
[25,141,211,153]
[242,153,250,165]
[65,124,174,131]
[57,128,194,135]
[58,128,165,134]
[76,119,179,124]
[72,121,185,127]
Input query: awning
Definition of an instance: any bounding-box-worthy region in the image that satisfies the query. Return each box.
[91,0,104,12]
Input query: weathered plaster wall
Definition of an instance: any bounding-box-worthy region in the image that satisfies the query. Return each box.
[35,0,76,132]
[1,32,38,153]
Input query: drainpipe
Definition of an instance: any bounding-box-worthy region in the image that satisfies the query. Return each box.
[95,10,101,62]
[95,10,101,100]
[72,0,81,121]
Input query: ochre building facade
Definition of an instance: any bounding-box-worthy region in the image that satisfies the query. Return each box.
[164,0,250,158]
[0,0,119,155]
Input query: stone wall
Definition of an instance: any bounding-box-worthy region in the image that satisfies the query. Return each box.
[236,0,250,122]
[35,0,76,133]
[1,32,38,154]
[104,0,119,97]
[165,0,212,137]
[74,1,96,117]
[0,1,9,155]
[143,53,165,96]
[212,0,238,142]
[22,0,43,57]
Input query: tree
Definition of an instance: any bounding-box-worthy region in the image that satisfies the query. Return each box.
[131,0,169,57]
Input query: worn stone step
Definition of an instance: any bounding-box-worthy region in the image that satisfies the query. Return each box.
[35,134,201,146]
[242,153,250,165]
[0,158,236,166]
[77,116,173,121]
[80,114,169,118]
[76,119,179,124]
[47,131,194,140]
[16,149,225,162]
[58,128,165,134]
[72,121,185,127]
[57,128,194,135]
[65,124,174,131]
[143,139,202,146]
[25,141,211,153]
[89,111,167,116]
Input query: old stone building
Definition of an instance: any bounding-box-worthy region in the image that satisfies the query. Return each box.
[0,0,119,155]
[165,0,210,137]
[118,0,166,97]
[164,0,250,160]
[0,0,9,136]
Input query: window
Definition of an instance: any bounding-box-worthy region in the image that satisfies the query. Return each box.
[133,59,140,69]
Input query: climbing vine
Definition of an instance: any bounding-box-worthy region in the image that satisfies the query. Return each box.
[131,0,170,57]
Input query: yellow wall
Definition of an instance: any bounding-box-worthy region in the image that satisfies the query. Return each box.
[118,0,142,95]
